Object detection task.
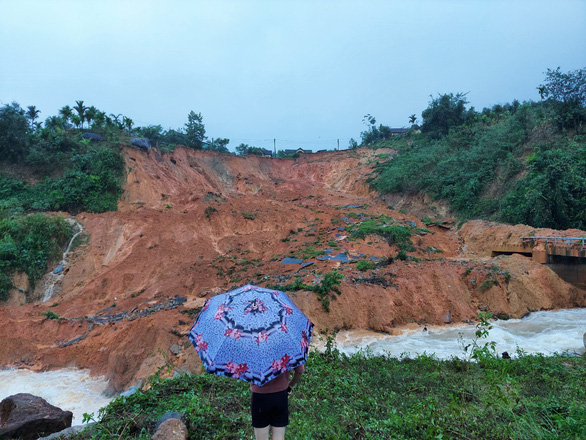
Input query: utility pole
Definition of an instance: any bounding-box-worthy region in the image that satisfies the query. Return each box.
[273,138,276,157]
[337,139,340,151]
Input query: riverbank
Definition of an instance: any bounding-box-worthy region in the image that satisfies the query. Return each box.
[2,307,584,429]
[70,348,586,440]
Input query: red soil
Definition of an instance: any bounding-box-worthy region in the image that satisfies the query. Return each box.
[1,146,584,393]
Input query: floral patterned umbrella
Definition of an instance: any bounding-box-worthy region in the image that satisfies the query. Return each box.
[188,284,314,386]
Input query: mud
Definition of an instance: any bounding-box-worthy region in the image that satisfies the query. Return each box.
[1,146,584,393]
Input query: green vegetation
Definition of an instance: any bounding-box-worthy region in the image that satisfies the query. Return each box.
[42,310,61,320]
[76,347,585,439]
[0,214,71,301]
[344,215,425,261]
[294,244,325,259]
[355,259,376,271]
[266,270,343,312]
[369,67,586,230]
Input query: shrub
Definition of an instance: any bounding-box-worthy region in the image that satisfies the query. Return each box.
[0,214,72,301]
[356,260,376,271]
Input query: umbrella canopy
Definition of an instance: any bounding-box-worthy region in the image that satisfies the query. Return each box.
[188,284,314,386]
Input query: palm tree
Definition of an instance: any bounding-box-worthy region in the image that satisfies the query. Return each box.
[123,116,134,134]
[93,110,106,129]
[85,106,98,130]
[26,106,41,130]
[71,114,82,129]
[73,100,87,128]
[59,105,73,129]
[409,114,418,125]
[109,113,123,129]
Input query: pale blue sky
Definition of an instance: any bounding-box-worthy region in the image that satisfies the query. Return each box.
[1,0,585,151]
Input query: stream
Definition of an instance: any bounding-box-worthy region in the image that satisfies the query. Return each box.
[42,218,84,302]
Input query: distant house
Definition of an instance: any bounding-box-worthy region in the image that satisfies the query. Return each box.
[284,148,312,155]
[260,149,273,158]
[390,128,409,135]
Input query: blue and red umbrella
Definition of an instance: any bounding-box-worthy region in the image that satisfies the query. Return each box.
[188,284,313,386]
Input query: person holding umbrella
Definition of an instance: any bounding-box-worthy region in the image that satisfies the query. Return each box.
[188,284,313,439]
[250,362,305,440]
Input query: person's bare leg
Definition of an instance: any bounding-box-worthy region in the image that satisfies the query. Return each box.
[271,426,286,440]
[254,426,270,440]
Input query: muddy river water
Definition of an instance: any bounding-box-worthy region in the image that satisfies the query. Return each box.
[1,308,584,425]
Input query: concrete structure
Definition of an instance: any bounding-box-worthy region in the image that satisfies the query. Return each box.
[492,236,586,263]
[492,236,586,287]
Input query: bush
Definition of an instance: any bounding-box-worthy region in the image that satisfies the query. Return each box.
[371,100,586,229]
[0,146,124,215]
[0,214,72,300]
[356,260,376,271]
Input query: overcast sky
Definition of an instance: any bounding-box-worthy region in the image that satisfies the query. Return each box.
[1,0,585,152]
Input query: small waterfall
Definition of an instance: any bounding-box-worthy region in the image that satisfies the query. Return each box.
[42,219,84,302]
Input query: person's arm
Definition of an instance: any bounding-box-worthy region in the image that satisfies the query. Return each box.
[288,369,303,392]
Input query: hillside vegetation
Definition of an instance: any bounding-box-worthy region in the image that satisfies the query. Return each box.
[368,67,586,230]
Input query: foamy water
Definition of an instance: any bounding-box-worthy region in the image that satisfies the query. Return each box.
[0,368,111,424]
[333,308,586,359]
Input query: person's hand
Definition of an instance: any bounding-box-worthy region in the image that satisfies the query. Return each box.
[287,386,292,395]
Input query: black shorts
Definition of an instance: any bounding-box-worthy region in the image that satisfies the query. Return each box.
[250,390,289,428]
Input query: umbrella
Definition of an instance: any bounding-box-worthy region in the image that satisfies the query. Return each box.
[188,284,313,386]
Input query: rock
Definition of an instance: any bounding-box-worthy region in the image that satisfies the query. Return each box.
[52,265,64,274]
[38,423,94,439]
[280,257,303,264]
[170,343,182,355]
[81,132,103,142]
[0,393,73,440]
[120,385,140,398]
[155,411,185,430]
[131,138,151,152]
[152,417,188,440]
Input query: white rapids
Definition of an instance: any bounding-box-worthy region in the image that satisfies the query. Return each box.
[0,368,111,424]
[328,308,586,359]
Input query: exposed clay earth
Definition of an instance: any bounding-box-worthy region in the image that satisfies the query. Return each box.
[1,146,584,393]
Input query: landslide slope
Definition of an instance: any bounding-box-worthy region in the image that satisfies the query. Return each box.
[1,146,584,392]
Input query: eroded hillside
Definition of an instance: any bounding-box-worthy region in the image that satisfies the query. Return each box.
[1,146,584,392]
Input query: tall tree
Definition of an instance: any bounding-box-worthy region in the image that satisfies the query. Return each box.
[206,137,230,153]
[109,113,124,129]
[0,102,30,161]
[85,106,98,130]
[26,106,41,130]
[123,116,134,134]
[58,105,73,129]
[184,110,206,149]
[539,66,586,131]
[73,100,87,128]
[421,92,472,139]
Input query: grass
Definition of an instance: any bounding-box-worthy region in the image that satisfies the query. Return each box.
[75,348,586,440]
[266,270,343,312]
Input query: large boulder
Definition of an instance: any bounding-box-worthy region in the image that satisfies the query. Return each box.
[152,418,188,440]
[81,132,103,142]
[0,393,73,440]
[131,138,151,152]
